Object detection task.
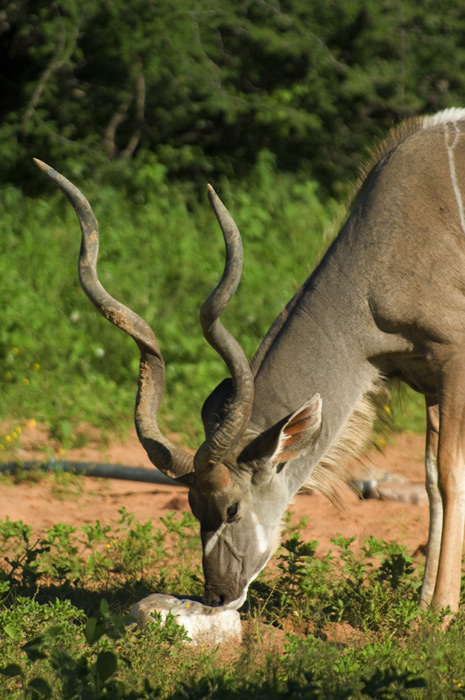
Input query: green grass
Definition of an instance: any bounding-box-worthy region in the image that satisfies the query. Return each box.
[0,508,465,699]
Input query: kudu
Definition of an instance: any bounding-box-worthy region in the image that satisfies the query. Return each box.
[35,107,465,615]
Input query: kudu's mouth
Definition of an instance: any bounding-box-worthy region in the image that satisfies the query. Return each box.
[204,589,248,610]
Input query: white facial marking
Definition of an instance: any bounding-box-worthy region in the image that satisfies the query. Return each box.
[251,511,268,554]
[204,521,226,557]
[223,520,284,609]
[444,122,465,236]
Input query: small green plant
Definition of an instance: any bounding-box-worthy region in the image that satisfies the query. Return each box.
[361,665,427,699]
[250,531,421,637]
[323,535,420,633]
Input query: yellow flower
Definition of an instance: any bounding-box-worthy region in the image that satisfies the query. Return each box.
[12,347,19,355]
[383,405,391,414]
[15,426,22,434]
[3,372,12,381]
[11,432,17,439]
[22,378,29,385]
[32,363,40,371]
[26,418,36,428]
[5,435,11,442]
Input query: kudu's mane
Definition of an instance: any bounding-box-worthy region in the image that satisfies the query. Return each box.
[301,379,391,503]
[356,108,465,190]
[253,110,465,503]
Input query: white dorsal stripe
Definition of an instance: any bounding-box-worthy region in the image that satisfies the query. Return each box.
[423,108,465,128]
[444,122,465,236]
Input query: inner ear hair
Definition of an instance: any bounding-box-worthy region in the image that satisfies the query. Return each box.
[238,394,322,466]
[237,416,290,465]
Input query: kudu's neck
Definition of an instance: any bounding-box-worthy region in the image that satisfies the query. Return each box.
[250,224,382,497]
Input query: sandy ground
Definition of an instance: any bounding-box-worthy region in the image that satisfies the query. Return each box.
[0,421,429,559]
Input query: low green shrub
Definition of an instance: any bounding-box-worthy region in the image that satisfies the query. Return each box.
[1,510,464,699]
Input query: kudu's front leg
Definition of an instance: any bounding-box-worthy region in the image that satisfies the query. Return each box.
[431,360,465,614]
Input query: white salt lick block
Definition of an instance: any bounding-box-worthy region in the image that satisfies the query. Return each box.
[130,593,242,646]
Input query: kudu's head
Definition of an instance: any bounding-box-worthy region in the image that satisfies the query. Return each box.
[191,387,322,607]
[35,160,322,607]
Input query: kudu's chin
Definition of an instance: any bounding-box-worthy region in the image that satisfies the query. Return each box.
[204,587,249,610]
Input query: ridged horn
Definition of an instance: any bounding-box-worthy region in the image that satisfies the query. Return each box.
[34,159,194,483]
[194,186,254,480]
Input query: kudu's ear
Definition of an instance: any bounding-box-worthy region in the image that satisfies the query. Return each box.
[270,393,322,464]
[240,393,322,467]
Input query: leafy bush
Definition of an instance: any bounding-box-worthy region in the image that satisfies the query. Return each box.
[3,0,465,192]
[1,509,465,699]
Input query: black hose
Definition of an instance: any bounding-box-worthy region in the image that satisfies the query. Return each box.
[0,460,181,486]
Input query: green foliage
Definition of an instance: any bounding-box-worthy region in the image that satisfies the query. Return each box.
[0,156,338,443]
[0,507,202,602]
[391,386,426,435]
[2,510,465,698]
[2,0,465,192]
[251,532,420,636]
[0,597,189,699]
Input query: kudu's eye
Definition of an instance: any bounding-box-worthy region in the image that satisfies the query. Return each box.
[226,503,239,521]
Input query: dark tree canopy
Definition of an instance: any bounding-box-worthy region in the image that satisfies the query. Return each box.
[2,0,465,192]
